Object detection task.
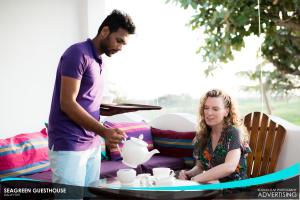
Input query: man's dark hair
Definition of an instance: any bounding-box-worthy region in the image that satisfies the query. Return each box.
[98,9,135,35]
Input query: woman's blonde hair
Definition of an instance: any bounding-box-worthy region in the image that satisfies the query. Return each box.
[194,89,249,156]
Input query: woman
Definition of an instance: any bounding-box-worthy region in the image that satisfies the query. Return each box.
[179,89,251,183]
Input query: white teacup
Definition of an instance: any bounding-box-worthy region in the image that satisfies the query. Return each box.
[152,167,175,179]
[117,169,136,185]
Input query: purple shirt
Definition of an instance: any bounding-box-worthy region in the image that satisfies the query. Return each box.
[48,39,103,151]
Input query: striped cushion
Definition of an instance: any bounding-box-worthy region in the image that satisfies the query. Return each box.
[104,121,154,161]
[0,128,50,178]
[151,127,196,168]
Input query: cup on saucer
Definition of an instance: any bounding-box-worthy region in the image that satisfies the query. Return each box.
[152,167,175,179]
[117,169,136,185]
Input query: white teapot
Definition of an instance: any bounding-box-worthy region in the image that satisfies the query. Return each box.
[118,135,159,168]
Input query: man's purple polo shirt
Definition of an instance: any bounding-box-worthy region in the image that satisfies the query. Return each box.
[48,39,103,151]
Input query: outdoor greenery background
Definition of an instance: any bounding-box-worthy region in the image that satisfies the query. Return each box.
[121,95,300,125]
[154,0,300,120]
[107,0,300,126]
[165,0,300,93]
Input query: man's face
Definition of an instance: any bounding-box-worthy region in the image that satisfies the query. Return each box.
[100,27,129,57]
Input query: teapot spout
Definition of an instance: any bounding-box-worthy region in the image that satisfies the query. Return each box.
[144,149,160,163]
[150,149,160,155]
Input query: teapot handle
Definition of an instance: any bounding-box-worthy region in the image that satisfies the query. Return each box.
[117,138,126,154]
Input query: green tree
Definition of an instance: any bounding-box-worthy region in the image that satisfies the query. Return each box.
[166,0,300,92]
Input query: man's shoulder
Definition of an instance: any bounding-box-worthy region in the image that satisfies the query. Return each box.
[64,40,90,56]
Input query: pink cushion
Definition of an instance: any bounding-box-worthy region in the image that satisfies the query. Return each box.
[151,127,196,168]
[0,128,50,178]
[104,121,154,161]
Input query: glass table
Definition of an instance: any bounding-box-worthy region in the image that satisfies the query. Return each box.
[88,177,220,200]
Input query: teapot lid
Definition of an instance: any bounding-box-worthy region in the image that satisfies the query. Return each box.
[130,137,148,147]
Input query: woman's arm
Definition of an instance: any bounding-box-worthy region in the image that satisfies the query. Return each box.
[178,160,204,180]
[191,148,241,183]
[186,160,204,177]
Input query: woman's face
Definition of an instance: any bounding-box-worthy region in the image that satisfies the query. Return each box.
[203,97,229,128]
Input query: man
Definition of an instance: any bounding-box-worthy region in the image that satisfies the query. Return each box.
[48,10,136,187]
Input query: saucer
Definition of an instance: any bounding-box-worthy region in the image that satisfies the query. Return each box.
[137,173,151,179]
[121,180,136,186]
[116,179,140,187]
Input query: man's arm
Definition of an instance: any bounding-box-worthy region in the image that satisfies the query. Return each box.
[60,76,125,146]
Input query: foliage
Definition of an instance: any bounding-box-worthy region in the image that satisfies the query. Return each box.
[166,0,300,92]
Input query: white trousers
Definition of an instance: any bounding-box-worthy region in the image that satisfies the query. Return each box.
[48,145,101,187]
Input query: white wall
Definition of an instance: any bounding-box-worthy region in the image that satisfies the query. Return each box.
[271,116,300,171]
[0,0,105,138]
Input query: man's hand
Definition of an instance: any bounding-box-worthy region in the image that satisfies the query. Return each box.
[103,128,127,148]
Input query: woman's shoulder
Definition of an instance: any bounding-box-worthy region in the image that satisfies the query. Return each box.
[224,125,240,136]
[225,125,251,153]
[223,125,243,143]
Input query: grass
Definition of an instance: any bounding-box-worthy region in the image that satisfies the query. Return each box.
[238,98,300,125]
[136,97,300,126]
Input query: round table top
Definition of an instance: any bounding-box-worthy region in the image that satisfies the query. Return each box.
[89,177,221,200]
[92,177,200,189]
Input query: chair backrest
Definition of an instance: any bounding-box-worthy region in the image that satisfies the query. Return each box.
[244,112,286,178]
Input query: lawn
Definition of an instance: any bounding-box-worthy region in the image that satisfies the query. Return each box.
[136,97,300,126]
[238,97,300,125]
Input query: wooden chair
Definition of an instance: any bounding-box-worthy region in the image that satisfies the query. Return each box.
[243,112,286,178]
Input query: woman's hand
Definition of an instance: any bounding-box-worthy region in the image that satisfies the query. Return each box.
[178,170,190,180]
[190,171,219,184]
[190,173,200,182]
[190,171,205,183]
